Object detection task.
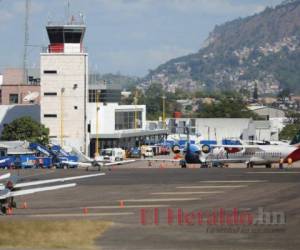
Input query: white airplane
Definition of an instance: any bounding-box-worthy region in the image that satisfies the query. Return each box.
[0,172,105,215]
[154,129,300,168]
[206,143,300,168]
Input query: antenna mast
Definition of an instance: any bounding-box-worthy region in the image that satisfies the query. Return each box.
[67,0,71,23]
[23,0,30,91]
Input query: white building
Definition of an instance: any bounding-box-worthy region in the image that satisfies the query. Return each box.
[87,102,167,156]
[40,24,88,153]
[167,118,279,142]
[248,105,286,119]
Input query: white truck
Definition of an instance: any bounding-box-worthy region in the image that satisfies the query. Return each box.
[100,148,125,162]
[141,146,154,158]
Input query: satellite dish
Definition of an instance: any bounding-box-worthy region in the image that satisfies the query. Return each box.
[23,91,39,102]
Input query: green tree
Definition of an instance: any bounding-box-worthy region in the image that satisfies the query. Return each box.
[197,97,260,119]
[1,117,49,144]
[279,124,300,141]
[277,88,290,101]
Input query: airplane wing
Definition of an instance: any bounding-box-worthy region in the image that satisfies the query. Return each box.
[14,173,105,188]
[140,158,181,162]
[0,173,11,181]
[101,159,136,166]
[0,183,76,199]
[63,159,136,167]
[213,144,261,149]
[61,161,91,167]
[205,158,249,164]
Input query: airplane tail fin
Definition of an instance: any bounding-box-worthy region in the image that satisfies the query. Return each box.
[290,130,300,145]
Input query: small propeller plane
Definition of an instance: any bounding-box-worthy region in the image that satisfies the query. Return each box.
[0,172,105,215]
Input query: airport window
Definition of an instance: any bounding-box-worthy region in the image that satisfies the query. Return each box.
[43,70,57,74]
[9,94,18,104]
[44,114,57,118]
[0,149,6,157]
[89,89,121,103]
[115,111,142,130]
[89,89,99,102]
[44,92,57,96]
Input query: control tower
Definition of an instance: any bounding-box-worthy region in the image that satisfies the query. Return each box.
[40,22,88,153]
[47,24,85,53]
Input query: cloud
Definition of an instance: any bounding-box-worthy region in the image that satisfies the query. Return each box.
[91,0,278,16]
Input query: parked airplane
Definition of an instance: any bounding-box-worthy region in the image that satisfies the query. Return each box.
[167,129,300,168]
[0,172,105,214]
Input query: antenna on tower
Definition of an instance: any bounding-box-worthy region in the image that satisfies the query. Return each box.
[66,0,71,23]
[22,0,30,103]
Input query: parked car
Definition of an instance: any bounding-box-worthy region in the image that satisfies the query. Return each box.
[129,147,141,158]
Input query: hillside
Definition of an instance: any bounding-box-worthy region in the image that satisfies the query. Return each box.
[144,0,300,95]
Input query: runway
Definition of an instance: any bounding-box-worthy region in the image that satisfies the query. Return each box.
[1,165,300,250]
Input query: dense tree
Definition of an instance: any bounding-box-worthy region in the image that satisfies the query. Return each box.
[196,97,260,119]
[277,88,291,101]
[1,117,49,144]
[279,124,300,141]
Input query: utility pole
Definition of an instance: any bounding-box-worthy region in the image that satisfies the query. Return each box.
[134,90,138,129]
[95,90,100,158]
[162,95,166,129]
[60,88,65,146]
[66,0,71,23]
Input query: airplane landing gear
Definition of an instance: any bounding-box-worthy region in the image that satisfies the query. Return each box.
[265,163,272,169]
[180,160,187,168]
[1,206,7,215]
[9,198,17,208]
[0,203,7,215]
[247,162,254,168]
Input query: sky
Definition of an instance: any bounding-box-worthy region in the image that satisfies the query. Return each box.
[0,0,283,77]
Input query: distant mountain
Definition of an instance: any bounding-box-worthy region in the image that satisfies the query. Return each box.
[89,73,140,90]
[144,0,300,95]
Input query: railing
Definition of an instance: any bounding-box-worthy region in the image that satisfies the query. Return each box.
[41,46,87,53]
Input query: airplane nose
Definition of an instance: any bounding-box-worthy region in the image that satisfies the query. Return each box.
[172,145,181,154]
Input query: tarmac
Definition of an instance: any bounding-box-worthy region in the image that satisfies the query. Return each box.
[1,159,300,250]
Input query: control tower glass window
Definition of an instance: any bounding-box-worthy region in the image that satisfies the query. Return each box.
[48,28,64,43]
[65,30,82,43]
[47,27,85,44]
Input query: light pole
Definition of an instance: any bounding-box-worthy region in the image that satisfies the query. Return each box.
[95,90,100,158]
[162,95,166,129]
[134,90,138,129]
[205,125,210,141]
[60,87,65,146]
